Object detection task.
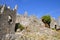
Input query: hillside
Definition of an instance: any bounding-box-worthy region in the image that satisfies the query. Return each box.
[14,14,60,40]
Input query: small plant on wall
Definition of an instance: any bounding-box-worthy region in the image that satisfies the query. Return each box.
[15,23,24,32]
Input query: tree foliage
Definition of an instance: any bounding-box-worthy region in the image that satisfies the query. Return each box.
[42,15,51,24]
[42,15,51,27]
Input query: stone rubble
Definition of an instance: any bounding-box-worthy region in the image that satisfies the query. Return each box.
[14,13,60,40]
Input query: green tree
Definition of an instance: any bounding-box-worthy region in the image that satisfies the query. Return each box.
[42,15,51,28]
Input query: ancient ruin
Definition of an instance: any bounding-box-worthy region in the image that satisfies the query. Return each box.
[0,4,60,40]
[0,5,17,40]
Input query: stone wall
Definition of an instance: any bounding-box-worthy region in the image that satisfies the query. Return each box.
[0,5,16,40]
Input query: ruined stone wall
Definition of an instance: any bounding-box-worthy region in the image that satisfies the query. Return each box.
[0,5,16,40]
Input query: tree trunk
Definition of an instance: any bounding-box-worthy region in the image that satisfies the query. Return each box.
[45,23,50,28]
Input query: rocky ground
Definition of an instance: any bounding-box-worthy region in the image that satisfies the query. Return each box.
[14,14,60,40]
[14,27,60,40]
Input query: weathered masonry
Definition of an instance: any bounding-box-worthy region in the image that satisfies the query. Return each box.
[0,5,17,40]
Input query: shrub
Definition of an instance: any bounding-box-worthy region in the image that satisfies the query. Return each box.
[52,28,56,30]
[18,23,24,31]
[15,23,24,32]
[42,15,51,27]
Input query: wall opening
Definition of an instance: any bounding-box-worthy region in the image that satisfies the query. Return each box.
[15,23,20,32]
[8,15,13,24]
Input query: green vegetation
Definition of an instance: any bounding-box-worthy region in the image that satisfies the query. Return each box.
[52,28,56,30]
[15,23,24,32]
[18,23,24,31]
[42,15,51,28]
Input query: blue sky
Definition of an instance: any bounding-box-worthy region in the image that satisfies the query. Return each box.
[0,0,60,19]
